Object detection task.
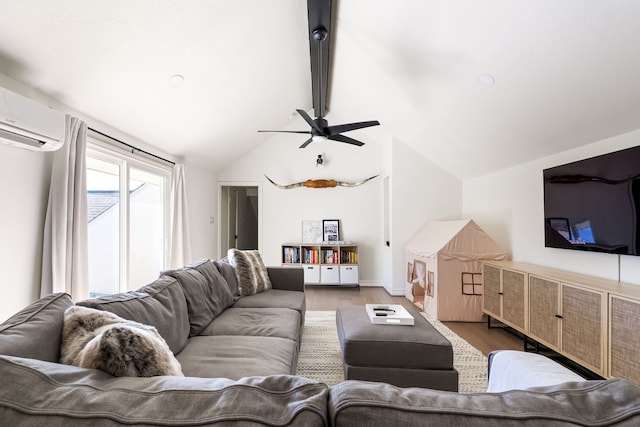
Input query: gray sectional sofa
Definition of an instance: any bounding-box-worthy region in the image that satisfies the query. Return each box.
[1,256,639,426]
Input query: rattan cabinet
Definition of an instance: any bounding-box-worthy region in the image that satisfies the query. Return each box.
[528,275,560,348]
[528,276,605,375]
[482,264,501,319]
[482,264,527,333]
[560,284,605,375]
[483,261,639,384]
[609,293,640,384]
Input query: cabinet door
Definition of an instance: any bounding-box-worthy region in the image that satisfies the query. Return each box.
[502,269,526,332]
[609,295,640,384]
[482,264,501,318]
[303,265,320,284]
[561,284,604,374]
[528,275,560,349]
[320,265,339,284]
[339,265,359,285]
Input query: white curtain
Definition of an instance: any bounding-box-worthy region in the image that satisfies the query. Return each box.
[40,116,89,301]
[169,163,192,268]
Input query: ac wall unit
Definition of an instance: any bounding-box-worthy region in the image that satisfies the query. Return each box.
[0,86,65,151]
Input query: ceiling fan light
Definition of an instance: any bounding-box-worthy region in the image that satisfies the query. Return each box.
[312,135,328,143]
[477,73,495,87]
[168,74,185,88]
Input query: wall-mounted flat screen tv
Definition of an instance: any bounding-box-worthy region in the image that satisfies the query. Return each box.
[543,145,640,256]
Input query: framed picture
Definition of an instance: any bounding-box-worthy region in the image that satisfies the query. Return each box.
[322,219,340,242]
[302,220,323,243]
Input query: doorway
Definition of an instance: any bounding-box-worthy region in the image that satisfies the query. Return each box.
[219,184,261,256]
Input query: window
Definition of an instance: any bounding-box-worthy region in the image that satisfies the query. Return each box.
[86,137,171,296]
[461,272,483,296]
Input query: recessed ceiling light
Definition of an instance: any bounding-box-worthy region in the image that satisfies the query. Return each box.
[168,74,185,88]
[477,73,495,87]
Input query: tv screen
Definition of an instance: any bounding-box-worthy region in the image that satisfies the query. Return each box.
[543,145,640,255]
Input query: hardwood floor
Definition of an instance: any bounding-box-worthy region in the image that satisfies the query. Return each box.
[304,286,523,357]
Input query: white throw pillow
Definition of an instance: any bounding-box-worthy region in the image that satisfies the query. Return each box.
[61,306,183,377]
[227,249,272,296]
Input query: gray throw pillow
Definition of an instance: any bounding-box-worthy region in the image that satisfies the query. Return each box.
[227,249,272,296]
[61,306,183,377]
[0,293,74,362]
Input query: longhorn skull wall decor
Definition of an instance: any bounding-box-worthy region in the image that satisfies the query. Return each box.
[265,174,378,189]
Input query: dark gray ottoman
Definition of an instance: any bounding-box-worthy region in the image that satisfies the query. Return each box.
[336,305,458,391]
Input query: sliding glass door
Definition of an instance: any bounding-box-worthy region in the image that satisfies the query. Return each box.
[86,145,170,296]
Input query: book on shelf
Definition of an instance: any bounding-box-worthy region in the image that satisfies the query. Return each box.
[283,246,300,264]
[322,249,339,263]
[303,248,320,264]
[341,251,358,264]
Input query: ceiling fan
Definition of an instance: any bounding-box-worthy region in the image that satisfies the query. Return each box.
[258,0,380,148]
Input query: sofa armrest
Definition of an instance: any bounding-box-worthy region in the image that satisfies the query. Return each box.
[267,267,304,292]
[487,350,585,392]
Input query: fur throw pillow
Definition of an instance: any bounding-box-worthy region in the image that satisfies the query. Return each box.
[227,249,272,296]
[61,306,183,377]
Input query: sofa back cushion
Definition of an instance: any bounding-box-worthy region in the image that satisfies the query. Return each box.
[0,293,73,362]
[164,260,234,336]
[188,259,236,308]
[329,378,640,426]
[214,258,240,300]
[0,356,328,427]
[77,276,189,355]
[227,249,272,296]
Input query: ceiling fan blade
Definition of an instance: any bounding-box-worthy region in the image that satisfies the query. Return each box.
[326,120,380,135]
[299,137,314,149]
[328,133,365,147]
[258,130,311,134]
[296,109,324,134]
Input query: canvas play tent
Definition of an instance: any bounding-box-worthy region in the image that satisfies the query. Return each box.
[405,219,507,322]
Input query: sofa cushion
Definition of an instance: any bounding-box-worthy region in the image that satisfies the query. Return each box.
[78,276,189,354]
[329,378,640,426]
[214,258,241,300]
[228,249,272,296]
[60,306,183,377]
[200,307,301,343]
[0,292,73,362]
[176,335,298,378]
[0,355,328,427]
[232,289,307,325]
[163,267,229,336]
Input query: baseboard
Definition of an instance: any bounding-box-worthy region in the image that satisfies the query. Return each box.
[358,280,382,287]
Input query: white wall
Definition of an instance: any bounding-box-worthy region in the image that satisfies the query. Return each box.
[185,163,218,260]
[464,129,640,285]
[0,144,52,320]
[218,135,385,284]
[385,139,462,294]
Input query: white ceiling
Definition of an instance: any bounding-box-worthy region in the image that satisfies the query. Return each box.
[0,0,638,179]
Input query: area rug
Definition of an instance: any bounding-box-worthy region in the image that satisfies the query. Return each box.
[297,310,488,393]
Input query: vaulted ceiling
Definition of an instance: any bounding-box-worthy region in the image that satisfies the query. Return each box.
[0,0,638,179]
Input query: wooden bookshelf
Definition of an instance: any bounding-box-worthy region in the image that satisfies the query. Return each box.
[282,243,359,287]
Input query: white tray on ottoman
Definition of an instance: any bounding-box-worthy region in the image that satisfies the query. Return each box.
[365,304,414,325]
